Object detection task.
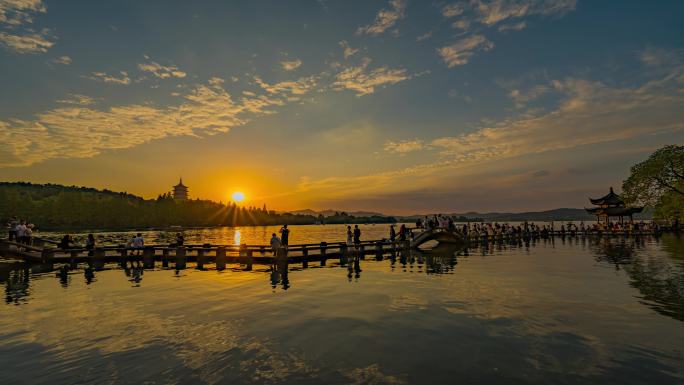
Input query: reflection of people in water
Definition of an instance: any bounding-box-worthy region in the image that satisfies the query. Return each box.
[84,267,95,284]
[5,268,30,304]
[353,256,362,280]
[57,265,70,287]
[270,267,280,289]
[347,255,362,281]
[130,264,143,285]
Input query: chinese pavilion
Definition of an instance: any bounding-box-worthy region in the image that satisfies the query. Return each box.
[585,187,643,224]
[172,178,189,201]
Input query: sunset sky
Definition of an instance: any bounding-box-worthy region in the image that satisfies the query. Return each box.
[1,0,683,214]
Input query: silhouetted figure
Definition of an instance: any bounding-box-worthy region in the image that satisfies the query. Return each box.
[389,225,396,243]
[86,234,96,256]
[399,224,407,242]
[175,232,184,247]
[279,224,290,248]
[353,225,361,246]
[58,234,72,249]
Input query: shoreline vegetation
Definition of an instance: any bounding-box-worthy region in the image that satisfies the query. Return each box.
[0,182,398,231]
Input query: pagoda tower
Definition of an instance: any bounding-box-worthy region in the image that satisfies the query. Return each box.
[172,178,189,201]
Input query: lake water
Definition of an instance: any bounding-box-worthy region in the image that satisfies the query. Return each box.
[1,226,683,385]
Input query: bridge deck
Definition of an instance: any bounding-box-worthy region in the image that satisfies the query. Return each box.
[0,229,669,267]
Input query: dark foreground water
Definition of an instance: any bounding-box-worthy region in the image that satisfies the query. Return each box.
[1,230,683,385]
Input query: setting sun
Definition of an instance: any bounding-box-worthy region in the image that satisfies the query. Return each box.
[231,191,245,203]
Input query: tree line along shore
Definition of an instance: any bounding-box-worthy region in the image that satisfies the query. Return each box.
[0,182,396,231]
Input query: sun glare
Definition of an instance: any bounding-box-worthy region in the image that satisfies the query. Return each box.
[231,191,245,203]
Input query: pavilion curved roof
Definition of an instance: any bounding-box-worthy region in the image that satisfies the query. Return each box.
[589,187,624,206]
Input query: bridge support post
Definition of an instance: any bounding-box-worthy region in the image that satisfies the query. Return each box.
[119,246,128,265]
[320,242,327,266]
[246,250,253,271]
[161,248,170,267]
[375,241,384,260]
[175,247,186,270]
[41,247,55,262]
[92,248,105,270]
[143,247,155,269]
[216,247,226,270]
[340,244,348,266]
[302,247,308,269]
[197,248,207,269]
[69,250,80,267]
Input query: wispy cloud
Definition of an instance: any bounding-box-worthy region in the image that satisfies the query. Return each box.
[471,0,576,26]
[332,57,410,96]
[498,21,527,31]
[431,71,684,162]
[339,40,358,58]
[442,3,465,18]
[0,29,52,53]
[356,0,406,36]
[56,94,97,106]
[254,75,318,95]
[280,58,302,71]
[0,0,46,26]
[384,139,425,154]
[416,31,432,42]
[86,71,131,85]
[49,55,71,65]
[0,0,55,53]
[137,57,186,79]
[0,78,306,166]
[507,84,549,108]
[437,35,494,67]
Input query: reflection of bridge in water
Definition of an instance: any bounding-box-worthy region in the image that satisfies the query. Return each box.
[2,234,683,322]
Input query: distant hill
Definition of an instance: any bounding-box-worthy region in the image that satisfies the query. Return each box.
[399,208,651,222]
[286,209,386,218]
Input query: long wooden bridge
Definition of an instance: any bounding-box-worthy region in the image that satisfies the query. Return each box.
[0,227,671,270]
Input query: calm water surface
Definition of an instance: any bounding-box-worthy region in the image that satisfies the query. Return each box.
[1,226,683,385]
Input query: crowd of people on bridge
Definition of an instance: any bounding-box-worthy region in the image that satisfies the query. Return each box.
[407,214,665,241]
[5,217,35,245]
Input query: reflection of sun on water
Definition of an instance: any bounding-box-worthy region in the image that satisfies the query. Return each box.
[234,229,241,245]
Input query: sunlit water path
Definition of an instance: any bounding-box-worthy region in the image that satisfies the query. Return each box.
[1,226,683,385]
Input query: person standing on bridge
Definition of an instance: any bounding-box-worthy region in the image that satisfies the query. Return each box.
[270,233,281,255]
[7,217,18,241]
[86,234,96,256]
[389,225,396,243]
[15,221,26,244]
[58,234,72,249]
[279,224,290,249]
[346,226,353,246]
[353,225,361,246]
[130,233,144,255]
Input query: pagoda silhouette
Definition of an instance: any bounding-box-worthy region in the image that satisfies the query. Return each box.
[172,178,189,201]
